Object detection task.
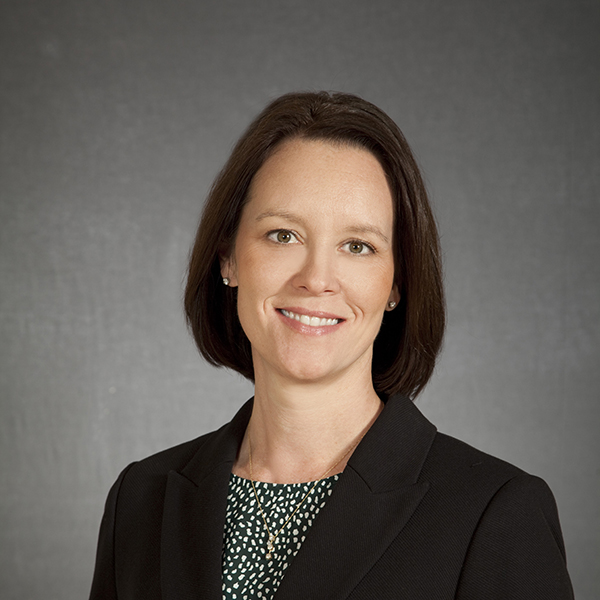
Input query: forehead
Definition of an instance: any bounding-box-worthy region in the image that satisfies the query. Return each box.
[244,138,393,224]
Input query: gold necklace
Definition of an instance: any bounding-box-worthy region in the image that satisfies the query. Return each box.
[248,435,364,560]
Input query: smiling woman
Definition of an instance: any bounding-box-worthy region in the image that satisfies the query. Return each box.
[223,139,398,389]
[88,92,573,600]
[186,92,445,400]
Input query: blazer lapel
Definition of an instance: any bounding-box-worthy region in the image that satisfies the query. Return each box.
[274,395,436,600]
[160,400,253,600]
[158,395,436,600]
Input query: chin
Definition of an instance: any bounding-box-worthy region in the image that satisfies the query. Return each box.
[275,354,351,386]
[285,367,334,384]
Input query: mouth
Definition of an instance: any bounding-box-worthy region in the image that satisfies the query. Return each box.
[279,309,343,328]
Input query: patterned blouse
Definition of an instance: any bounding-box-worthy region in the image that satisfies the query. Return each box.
[222,473,340,600]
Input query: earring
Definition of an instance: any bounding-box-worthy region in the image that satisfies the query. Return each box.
[387,300,397,309]
[223,277,230,286]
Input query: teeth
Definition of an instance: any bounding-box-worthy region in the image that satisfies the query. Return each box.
[281,309,340,327]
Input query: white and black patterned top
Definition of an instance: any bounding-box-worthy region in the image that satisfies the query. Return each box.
[222,473,340,600]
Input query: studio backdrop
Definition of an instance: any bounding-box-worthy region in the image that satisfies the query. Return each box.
[1,1,598,599]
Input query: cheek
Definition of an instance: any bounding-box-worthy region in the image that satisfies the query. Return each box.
[237,241,299,289]
[234,246,286,316]
[344,260,395,305]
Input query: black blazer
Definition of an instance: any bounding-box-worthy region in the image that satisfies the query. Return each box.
[89,395,573,599]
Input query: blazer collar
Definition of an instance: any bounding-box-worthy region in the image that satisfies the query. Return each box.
[160,400,252,600]
[160,394,436,600]
[348,393,437,491]
[275,395,436,600]
[180,398,253,486]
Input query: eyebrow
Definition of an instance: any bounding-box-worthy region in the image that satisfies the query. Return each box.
[255,210,390,244]
[345,225,390,244]
[255,210,302,224]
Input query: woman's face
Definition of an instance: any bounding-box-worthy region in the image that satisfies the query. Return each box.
[222,138,399,387]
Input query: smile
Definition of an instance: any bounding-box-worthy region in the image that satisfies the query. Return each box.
[280,309,341,327]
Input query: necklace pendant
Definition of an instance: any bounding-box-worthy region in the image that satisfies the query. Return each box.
[266,534,275,559]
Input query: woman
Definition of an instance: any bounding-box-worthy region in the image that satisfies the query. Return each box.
[89,92,573,599]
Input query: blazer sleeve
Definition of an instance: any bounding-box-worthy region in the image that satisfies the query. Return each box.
[88,463,136,600]
[455,473,574,600]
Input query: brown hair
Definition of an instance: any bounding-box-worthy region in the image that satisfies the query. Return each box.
[184,91,444,399]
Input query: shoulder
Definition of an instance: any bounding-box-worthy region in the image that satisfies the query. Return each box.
[103,398,253,509]
[129,429,217,476]
[103,424,226,513]
[439,440,574,598]
[425,431,524,485]
[422,431,560,522]
[413,430,567,549]
[414,433,573,597]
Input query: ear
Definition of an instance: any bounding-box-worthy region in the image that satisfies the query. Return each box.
[219,252,239,287]
[385,285,400,311]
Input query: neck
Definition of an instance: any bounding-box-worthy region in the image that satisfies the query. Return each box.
[233,365,383,484]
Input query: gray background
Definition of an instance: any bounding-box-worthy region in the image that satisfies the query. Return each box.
[1,0,598,598]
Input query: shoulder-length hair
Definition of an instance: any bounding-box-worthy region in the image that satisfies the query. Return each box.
[184,91,444,399]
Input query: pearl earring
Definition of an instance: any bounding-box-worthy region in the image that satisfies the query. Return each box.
[388,301,397,309]
[223,278,230,286]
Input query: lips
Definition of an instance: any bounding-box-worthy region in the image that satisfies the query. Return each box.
[279,309,342,327]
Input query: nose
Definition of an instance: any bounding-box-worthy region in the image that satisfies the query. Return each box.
[291,245,339,295]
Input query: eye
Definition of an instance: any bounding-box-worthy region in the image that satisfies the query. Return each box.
[268,229,299,244]
[344,240,374,255]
